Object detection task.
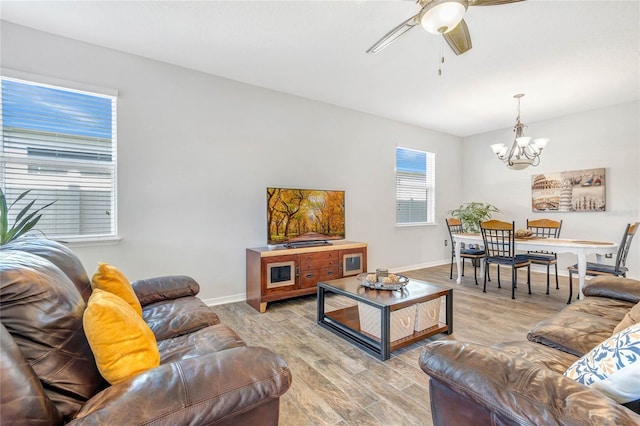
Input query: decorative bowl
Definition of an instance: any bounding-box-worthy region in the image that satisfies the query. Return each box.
[357,272,410,291]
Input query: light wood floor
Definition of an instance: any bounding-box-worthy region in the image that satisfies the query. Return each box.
[213,263,571,426]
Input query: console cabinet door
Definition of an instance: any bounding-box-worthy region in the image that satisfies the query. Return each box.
[262,255,298,294]
[340,249,366,276]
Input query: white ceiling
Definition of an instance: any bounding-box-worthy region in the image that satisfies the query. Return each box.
[1,0,639,137]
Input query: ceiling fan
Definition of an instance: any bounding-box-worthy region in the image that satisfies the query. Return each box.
[366,0,525,56]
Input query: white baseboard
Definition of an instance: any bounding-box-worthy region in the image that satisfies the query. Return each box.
[392,259,450,273]
[201,293,246,307]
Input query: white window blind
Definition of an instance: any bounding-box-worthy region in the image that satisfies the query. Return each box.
[1,76,117,241]
[396,146,435,225]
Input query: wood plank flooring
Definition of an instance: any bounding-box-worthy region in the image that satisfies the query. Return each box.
[212,264,571,425]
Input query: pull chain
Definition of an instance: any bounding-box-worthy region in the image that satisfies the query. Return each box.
[438,36,444,76]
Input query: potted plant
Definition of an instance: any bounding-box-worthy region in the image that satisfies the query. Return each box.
[449,202,500,234]
[1,188,55,245]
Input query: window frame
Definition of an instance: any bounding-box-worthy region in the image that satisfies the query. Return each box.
[395,146,436,227]
[1,71,118,243]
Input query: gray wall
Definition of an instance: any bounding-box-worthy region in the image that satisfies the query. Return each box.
[3,22,637,304]
[461,101,640,278]
[1,22,463,303]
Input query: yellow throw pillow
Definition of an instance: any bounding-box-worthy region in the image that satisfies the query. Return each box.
[91,262,142,317]
[83,288,160,384]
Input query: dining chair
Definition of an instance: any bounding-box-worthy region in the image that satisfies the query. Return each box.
[522,218,563,295]
[480,220,531,299]
[446,218,486,285]
[567,222,639,303]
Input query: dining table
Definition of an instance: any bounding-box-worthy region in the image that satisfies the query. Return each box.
[451,233,619,299]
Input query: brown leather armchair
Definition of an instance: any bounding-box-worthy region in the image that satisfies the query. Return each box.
[1,238,292,425]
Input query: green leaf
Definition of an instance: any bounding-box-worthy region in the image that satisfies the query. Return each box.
[9,189,32,210]
[14,200,36,224]
[11,215,42,241]
[1,190,56,244]
[0,189,8,239]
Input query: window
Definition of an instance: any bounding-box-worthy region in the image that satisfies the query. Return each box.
[396,146,435,225]
[1,76,117,241]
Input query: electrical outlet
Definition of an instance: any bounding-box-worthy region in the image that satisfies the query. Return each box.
[444,240,448,246]
[605,253,613,258]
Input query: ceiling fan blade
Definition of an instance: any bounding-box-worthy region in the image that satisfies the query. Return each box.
[366,13,420,54]
[443,19,472,55]
[469,0,525,6]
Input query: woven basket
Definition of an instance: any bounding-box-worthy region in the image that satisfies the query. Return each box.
[414,298,441,332]
[357,302,416,342]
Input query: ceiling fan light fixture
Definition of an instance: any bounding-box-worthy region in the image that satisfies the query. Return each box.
[420,0,468,34]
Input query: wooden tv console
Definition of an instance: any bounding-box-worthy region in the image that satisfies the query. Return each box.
[246,241,367,313]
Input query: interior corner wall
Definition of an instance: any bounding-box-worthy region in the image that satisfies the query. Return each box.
[1,22,463,302]
[461,101,640,278]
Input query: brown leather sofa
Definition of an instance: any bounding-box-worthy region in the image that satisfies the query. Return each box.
[419,275,640,426]
[0,238,292,425]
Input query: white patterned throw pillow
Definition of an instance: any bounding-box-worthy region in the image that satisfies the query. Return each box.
[564,323,640,403]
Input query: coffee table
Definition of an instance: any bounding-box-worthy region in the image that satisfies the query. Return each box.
[317,276,452,360]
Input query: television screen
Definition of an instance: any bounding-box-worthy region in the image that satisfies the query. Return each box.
[267,187,345,246]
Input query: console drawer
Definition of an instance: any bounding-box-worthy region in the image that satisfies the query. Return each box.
[300,258,339,271]
[300,267,339,288]
[300,251,338,262]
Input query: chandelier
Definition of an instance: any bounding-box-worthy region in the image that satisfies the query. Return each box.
[490,94,549,170]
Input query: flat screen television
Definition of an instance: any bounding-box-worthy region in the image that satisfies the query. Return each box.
[267,187,345,247]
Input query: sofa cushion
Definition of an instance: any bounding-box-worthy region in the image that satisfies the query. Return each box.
[527,309,619,357]
[583,276,640,303]
[91,262,143,317]
[562,296,634,323]
[132,275,201,306]
[157,323,246,363]
[143,296,221,341]
[494,340,579,375]
[83,289,160,384]
[2,238,92,302]
[613,301,640,334]
[0,249,106,420]
[0,323,62,425]
[564,323,640,404]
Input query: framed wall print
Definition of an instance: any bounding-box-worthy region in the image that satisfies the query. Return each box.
[531,168,606,212]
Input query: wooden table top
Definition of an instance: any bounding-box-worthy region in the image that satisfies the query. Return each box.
[319,276,449,309]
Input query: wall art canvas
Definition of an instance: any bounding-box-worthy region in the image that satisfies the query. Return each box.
[531,168,606,212]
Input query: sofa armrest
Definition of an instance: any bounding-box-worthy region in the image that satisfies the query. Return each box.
[583,276,640,303]
[419,340,640,426]
[131,275,200,306]
[69,346,292,426]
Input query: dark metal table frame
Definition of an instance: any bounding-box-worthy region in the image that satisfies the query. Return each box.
[317,277,453,360]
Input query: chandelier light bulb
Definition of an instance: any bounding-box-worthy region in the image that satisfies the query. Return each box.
[490,143,505,154]
[533,138,549,150]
